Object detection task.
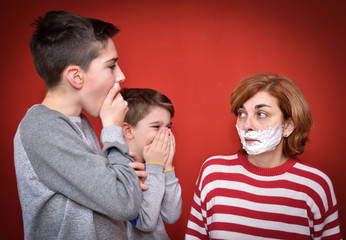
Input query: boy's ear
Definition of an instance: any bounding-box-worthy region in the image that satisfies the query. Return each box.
[64,65,84,89]
[283,119,295,138]
[122,122,134,140]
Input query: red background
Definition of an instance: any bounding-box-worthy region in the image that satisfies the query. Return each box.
[1,0,345,239]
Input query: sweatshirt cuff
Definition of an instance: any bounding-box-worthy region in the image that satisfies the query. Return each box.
[101,125,125,145]
[165,168,177,180]
[101,125,131,163]
[145,162,165,172]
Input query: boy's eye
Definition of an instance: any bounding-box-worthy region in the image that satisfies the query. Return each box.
[152,125,160,129]
[109,64,116,70]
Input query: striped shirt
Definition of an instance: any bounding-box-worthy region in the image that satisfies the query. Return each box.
[185,153,341,240]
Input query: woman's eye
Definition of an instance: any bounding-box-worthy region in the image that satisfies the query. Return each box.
[152,125,160,129]
[238,112,246,118]
[258,112,267,118]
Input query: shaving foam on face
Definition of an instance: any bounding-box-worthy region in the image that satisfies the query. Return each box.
[236,123,284,155]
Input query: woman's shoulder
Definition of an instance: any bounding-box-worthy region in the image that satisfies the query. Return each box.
[292,160,333,182]
[290,160,337,198]
[204,153,239,164]
[206,153,239,161]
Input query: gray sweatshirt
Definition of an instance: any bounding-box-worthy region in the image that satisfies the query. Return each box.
[125,163,182,240]
[14,104,143,240]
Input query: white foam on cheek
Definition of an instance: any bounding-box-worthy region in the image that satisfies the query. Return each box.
[236,123,283,155]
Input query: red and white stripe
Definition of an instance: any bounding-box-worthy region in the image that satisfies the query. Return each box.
[185,153,341,240]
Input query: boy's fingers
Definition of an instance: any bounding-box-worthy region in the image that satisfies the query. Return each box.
[135,169,148,179]
[135,168,148,191]
[140,183,149,192]
[103,88,117,105]
[129,162,146,171]
[151,129,163,148]
[103,83,121,105]
[129,162,148,192]
[113,82,120,91]
[160,128,170,150]
[170,129,176,149]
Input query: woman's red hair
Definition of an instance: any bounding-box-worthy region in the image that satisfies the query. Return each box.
[230,73,313,157]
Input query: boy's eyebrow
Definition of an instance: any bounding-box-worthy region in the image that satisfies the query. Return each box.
[149,121,163,125]
[105,57,118,63]
[150,121,172,126]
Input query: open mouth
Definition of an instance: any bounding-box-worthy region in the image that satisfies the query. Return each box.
[245,138,260,145]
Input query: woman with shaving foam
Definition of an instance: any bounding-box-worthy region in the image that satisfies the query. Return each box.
[185,73,341,240]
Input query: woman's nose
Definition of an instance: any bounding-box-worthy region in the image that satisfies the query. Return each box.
[243,117,254,132]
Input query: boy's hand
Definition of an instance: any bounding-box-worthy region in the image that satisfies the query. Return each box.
[143,128,170,165]
[100,83,128,127]
[129,161,149,192]
[165,129,175,171]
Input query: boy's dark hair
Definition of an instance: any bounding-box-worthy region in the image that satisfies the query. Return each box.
[121,88,175,126]
[30,11,119,88]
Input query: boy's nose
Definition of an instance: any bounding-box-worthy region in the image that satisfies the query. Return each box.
[115,66,125,83]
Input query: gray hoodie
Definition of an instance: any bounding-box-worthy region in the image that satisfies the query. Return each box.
[14,104,143,240]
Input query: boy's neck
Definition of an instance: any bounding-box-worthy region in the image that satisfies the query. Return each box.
[42,89,82,117]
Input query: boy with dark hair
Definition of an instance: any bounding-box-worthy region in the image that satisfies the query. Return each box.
[121,88,182,240]
[14,11,146,240]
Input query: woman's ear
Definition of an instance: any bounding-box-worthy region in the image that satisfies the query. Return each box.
[122,122,134,140]
[283,119,295,138]
[64,65,84,89]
